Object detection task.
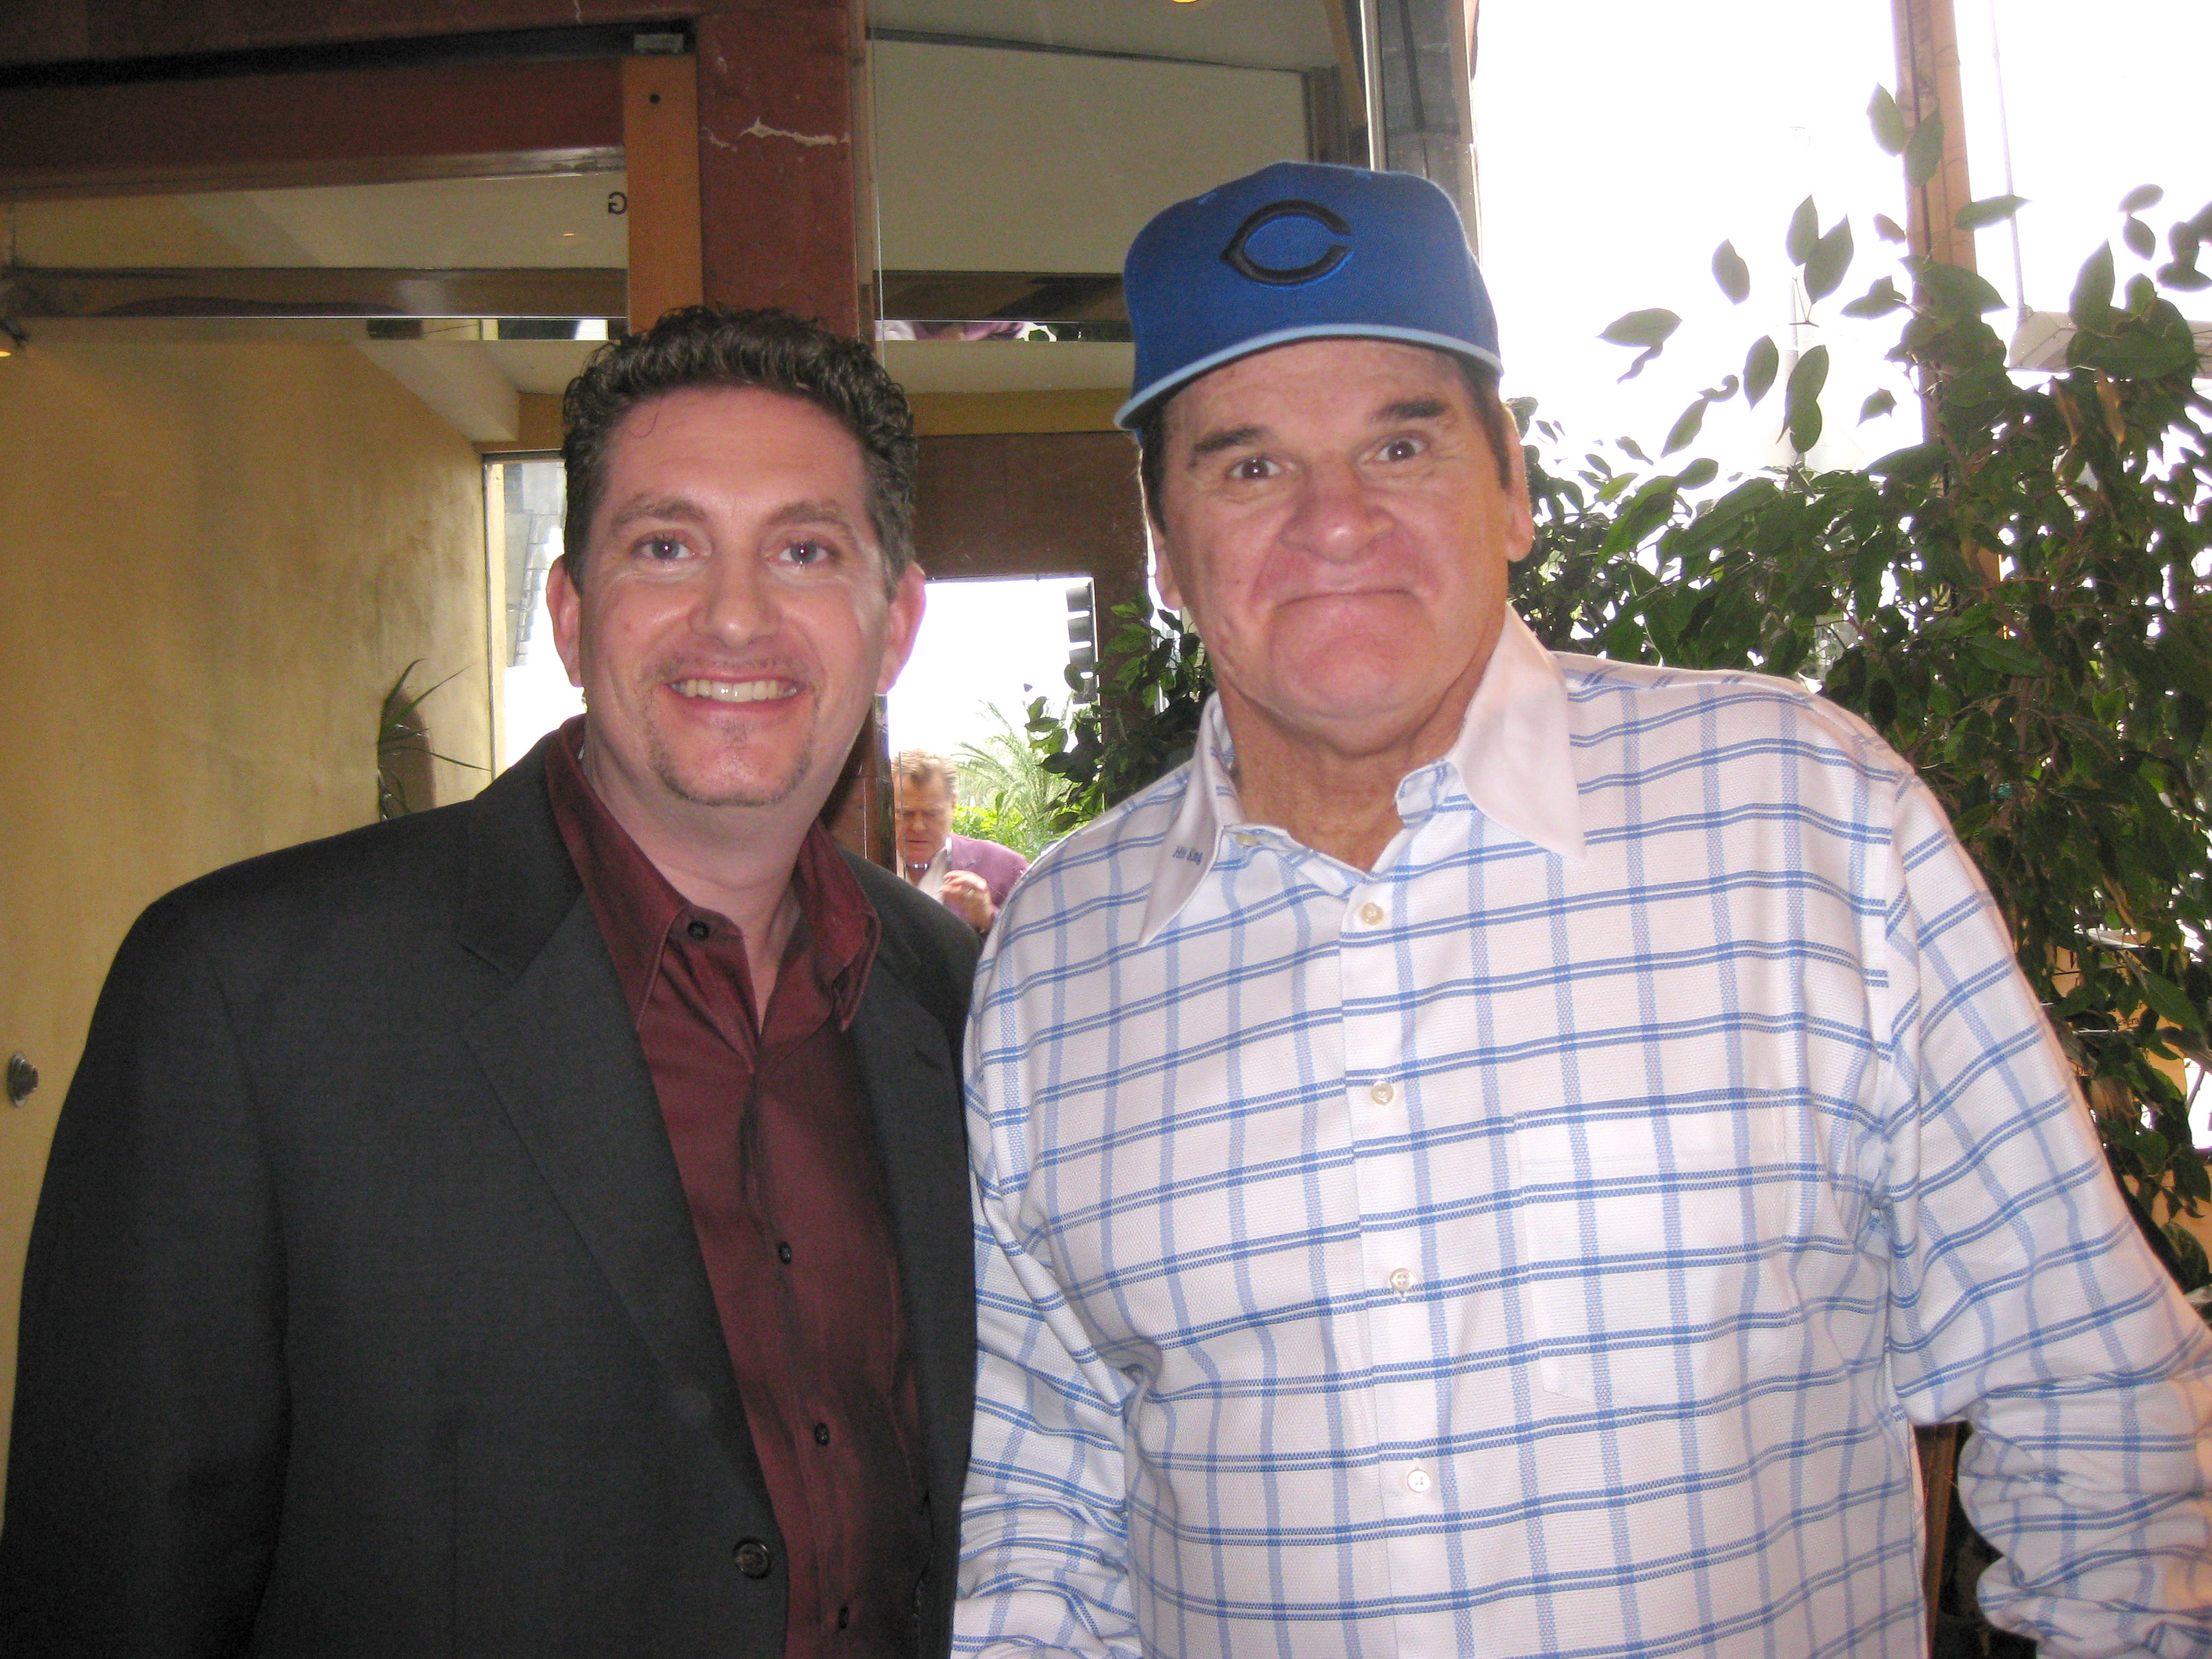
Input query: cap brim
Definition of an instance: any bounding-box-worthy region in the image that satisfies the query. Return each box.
[1115,323,1504,430]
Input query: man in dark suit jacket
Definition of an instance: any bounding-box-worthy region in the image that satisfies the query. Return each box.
[0,308,979,1658]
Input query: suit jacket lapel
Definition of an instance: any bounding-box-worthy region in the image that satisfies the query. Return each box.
[454,747,762,1495]
[848,934,976,1516]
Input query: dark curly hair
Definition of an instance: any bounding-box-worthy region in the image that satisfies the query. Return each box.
[560,306,917,592]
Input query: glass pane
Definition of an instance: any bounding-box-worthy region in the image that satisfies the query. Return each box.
[1474,0,1906,470]
[492,457,584,769]
[866,1,1355,401]
[1954,0,2212,323]
[887,575,1089,756]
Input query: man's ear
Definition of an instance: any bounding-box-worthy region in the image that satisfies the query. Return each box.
[1153,537,1187,612]
[1502,426,1537,567]
[874,563,928,695]
[547,554,586,687]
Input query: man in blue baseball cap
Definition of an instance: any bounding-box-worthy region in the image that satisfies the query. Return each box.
[953,161,2212,1658]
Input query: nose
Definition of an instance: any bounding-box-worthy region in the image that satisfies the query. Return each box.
[693,550,776,645]
[1284,457,1385,562]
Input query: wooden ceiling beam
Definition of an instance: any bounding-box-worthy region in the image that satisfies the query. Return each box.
[0,56,624,199]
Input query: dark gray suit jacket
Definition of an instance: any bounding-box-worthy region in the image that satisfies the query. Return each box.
[0,738,979,1657]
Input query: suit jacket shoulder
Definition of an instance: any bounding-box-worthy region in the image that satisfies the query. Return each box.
[845,848,980,1038]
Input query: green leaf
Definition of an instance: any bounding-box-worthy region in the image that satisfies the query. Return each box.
[1867,442,1944,482]
[2159,262,2212,292]
[1839,275,1906,318]
[2071,243,2116,326]
[1965,634,2049,677]
[1662,396,1708,456]
[2076,312,2201,379]
[1744,335,1780,406]
[1866,676,1898,728]
[2119,182,2165,214]
[1599,308,1681,349]
[1904,108,1945,188]
[1786,197,1820,266]
[1712,240,1751,304]
[1617,436,1652,464]
[1955,193,2026,230]
[1873,213,1908,245]
[1784,344,1829,455]
[1917,259,2008,315]
[1615,348,1663,384]
[1803,219,1856,302]
[2124,216,2157,258]
[1676,457,1719,489]
[2142,970,2207,1038]
[1858,388,1898,424]
[1867,85,1907,155]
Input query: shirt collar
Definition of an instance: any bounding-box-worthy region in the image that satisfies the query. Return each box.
[1137,609,1586,944]
[541,715,879,1028]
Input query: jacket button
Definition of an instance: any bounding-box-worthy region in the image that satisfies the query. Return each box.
[733,1538,773,1578]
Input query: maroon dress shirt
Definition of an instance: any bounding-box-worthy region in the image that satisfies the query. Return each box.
[544,721,929,1657]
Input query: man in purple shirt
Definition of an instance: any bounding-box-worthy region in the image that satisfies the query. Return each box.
[891,750,1028,932]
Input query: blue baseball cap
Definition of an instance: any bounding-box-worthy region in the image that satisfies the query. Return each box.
[1116,160,1501,430]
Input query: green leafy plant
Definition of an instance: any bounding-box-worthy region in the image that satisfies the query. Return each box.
[951,702,1072,859]
[1028,598,1212,832]
[1531,99,2212,1281]
[1029,96,2212,1283]
[377,660,482,819]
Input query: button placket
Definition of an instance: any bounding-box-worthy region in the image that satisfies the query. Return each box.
[1339,862,1448,1559]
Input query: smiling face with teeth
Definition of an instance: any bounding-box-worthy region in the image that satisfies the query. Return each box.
[548,384,925,850]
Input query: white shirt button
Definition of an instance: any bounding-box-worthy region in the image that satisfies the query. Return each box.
[1386,1267,1413,1297]
[1405,1468,1433,1494]
[1357,901,1386,926]
[1369,1080,1396,1105]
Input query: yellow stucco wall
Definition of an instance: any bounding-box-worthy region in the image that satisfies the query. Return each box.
[0,339,493,1489]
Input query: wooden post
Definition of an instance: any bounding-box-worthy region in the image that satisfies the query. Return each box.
[621,53,704,331]
[1890,0,1975,269]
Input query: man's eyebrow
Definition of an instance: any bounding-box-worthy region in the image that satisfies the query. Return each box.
[1187,425,1267,462]
[1375,396,1453,424]
[605,494,709,532]
[603,496,862,535]
[761,498,862,534]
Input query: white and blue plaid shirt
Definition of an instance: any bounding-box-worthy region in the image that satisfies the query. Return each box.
[955,612,2212,1659]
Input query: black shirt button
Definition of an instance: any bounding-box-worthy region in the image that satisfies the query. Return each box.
[686,918,712,940]
[837,1606,852,1631]
[813,1421,831,1446]
[777,1241,794,1264]
[733,1538,773,1578]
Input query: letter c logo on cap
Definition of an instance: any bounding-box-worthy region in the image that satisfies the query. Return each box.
[1222,200,1353,287]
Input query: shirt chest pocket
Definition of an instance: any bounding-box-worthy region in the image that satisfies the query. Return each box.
[1514,1107,1809,1408]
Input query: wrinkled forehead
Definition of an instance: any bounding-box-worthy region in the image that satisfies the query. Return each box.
[1164,336,1471,442]
[896,771,954,807]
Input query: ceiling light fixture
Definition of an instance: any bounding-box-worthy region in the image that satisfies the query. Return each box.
[0,319,26,358]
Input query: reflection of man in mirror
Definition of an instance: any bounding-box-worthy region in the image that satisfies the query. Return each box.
[1,307,982,1658]
[893,749,1028,933]
[953,161,2212,1658]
